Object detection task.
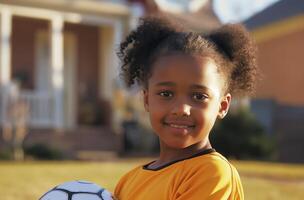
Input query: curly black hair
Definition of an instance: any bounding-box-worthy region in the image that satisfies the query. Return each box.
[117,16,257,96]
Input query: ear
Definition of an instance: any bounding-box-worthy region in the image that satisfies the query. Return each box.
[217,93,231,119]
[143,89,149,112]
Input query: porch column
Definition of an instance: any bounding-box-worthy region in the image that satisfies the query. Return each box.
[101,21,123,99]
[99,21,123,131]
[112,21,124,131]
[50,15,64,129]
[0,7,12,123]
[0,6,12,85]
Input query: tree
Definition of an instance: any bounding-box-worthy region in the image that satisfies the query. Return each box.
[210,108,275,160]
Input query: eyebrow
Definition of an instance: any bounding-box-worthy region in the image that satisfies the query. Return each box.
[191,84,216,98]
[154,81,176,87]
[190,84,211,91]
[154,82,212,92]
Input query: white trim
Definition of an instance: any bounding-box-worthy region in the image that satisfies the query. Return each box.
[0,3,126,27]
[113,21,123,86]
[50,14,64,129]
[98,21,123,134]
[63,32,77,129]
[99,26,114,101]
[98,21,124,132]
[112,21,124,132]
[35,31,51,92]
[51,15,64,90]
[0,3,61,21]
[99,21,123,101]
[77,14,122,27]
[0,6,12,85]
[0,0,130,16]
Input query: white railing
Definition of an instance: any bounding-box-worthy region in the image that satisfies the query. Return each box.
[19,90,55,127]
[1,87,56,128]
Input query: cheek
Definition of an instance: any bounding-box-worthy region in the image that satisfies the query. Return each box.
[148,103,167,128]
[148,112,164,136]
[149,108,164,122]
[149,96,168,111]
[194,105,219,126]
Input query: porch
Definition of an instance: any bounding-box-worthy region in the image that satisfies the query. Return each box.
[0,1,130,130]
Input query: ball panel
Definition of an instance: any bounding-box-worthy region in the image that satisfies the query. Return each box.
[40,190,69,200]
[101,189,113,199]
[73,193,102,200]
[57,180,102,193]
[39,180,114,200]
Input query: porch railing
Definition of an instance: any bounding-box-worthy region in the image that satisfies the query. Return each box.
[1,88,55,128]
[19,91,55,127]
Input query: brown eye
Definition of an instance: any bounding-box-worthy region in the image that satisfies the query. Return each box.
[158,91,173,98]
[192,92,208,101]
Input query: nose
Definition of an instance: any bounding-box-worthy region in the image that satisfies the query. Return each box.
[171,101,191,117]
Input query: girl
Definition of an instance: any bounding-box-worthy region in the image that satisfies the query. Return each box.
[114,16,257,200]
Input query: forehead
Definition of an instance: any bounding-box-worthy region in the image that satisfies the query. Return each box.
[149,54,219,82]
[148,54,225,96]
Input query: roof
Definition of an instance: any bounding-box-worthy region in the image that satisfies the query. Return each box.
[148,0,221,33]
[244,0,304,30]
[0,0,131,17]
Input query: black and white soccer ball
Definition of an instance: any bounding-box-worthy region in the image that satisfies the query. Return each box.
[39,180,114,200]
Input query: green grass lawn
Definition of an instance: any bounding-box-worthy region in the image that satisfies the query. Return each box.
[0,159,303,200]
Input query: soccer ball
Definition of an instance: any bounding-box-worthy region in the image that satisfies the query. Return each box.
[39,180,114,200]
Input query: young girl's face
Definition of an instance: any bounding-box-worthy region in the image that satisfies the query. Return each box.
[144,54,231,150]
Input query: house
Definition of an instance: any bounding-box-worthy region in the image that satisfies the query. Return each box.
[244,0,304,163]
[0,0,141,159]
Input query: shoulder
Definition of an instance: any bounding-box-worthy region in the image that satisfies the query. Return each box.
[114,165,142,193]
[180,151,244,189]
[175,152,243,199]
[183,152,233,178]
[117,165,142,183]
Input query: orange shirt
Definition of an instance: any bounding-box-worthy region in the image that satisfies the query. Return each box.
[114,149,244,200]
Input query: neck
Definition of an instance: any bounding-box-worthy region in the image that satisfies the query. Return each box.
[151,139,212,168]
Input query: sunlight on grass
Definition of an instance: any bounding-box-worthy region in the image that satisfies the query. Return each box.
[242,176,304,200]
[0,160,303,200]
[0,161,139,200]
[233,160,304,180]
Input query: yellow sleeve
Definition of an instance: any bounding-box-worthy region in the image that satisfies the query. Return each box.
[174,161,243,200]
[231,165,244,200]
[114,170,130,198]
[114,166,140,199]
[114,176,124,198]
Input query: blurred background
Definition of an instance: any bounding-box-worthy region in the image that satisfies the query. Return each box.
[0,0,303,199]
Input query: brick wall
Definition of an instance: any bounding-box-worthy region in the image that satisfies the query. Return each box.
[256,28,304,106]
[11,16,48,89]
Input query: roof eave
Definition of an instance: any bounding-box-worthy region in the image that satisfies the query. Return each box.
[0,0,131,17]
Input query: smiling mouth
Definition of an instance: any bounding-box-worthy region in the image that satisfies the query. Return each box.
[164,122,195,129]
